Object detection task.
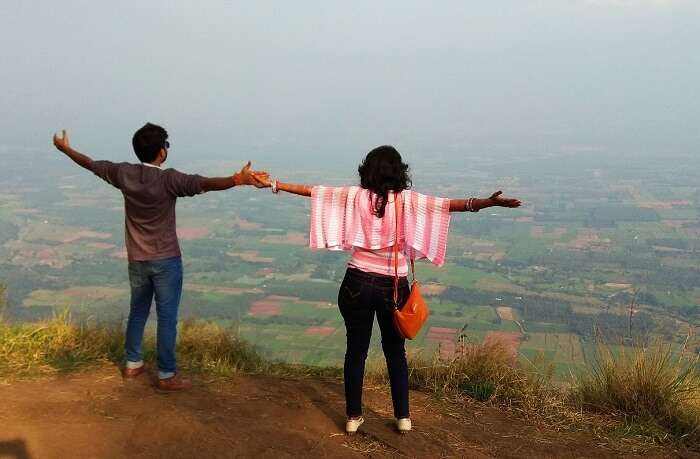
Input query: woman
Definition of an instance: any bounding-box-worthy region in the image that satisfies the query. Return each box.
[260,146,521,434]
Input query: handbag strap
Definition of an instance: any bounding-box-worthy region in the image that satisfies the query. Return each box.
[393,192,416,306]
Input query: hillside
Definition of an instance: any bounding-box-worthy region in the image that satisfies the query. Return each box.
[1,366,698,459]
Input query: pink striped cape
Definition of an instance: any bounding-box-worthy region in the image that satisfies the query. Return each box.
[309,186,452,266]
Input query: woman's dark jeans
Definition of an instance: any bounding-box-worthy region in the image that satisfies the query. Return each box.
[338,268,411,419]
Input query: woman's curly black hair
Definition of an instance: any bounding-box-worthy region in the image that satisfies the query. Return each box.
[358,145,412,218]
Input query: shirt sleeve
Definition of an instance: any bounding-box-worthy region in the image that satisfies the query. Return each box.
[90,160,124,189]
[163,169,205,197]
[401,190,451,266]
[309,186,357,250]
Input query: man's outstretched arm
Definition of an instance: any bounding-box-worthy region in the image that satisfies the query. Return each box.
[201,161,269,192]
[53,130,93,170]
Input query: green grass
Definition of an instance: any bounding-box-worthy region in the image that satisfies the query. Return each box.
[239,320,346,365]
[647,287,695,309]
[506,239,550,263]
[426,300,464,316]
[280,302,339,321]
[499,320,522,332]
[463,305,499,321]
[234,275,265,286]
[419,264,502,288]
[458,320,497,331]
[517,332,587,378]
[657,208,699,220]
[189,269,259,286]
[253,242,306,258]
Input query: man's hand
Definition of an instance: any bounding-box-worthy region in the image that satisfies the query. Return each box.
[233,161,270,188]
[50,129,93,170]
[53,129,70,153]
[489,191,521,208]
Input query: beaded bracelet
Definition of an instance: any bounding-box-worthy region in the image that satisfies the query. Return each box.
[465,198,478,212]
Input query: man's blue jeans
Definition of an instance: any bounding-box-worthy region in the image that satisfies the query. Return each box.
[125,256,183,377]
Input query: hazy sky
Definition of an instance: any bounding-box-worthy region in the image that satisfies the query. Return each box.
[1,0,698,166]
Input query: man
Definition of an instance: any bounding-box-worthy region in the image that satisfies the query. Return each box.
[52,123,268,391]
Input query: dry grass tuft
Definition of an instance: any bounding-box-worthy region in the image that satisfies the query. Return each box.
[177,319,266,374]
[572,341,700,446]
[367,338,700,449]
[367,340,568,425]
[0,310,123,375]
[0,312,338,379]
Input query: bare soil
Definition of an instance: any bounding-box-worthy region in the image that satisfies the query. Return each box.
[1,366,698,459]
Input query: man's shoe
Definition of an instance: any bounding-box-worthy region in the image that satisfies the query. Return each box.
[397,418,411,434]
[345,416,364,435]
[157,374,192,392]
[122,365,146,379]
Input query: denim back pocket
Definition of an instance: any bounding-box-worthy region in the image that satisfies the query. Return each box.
[338,281,364,307]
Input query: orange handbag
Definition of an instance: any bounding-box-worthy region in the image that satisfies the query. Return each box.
[392,194,430,340]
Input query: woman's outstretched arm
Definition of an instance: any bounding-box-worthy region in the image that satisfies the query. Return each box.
[449,191,521,212]
[261,179,521,209]
[255,176,313,197]
[275,181,313,197]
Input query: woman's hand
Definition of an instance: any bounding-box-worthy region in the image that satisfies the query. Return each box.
[489,191,521,208]
[254,174,272,188]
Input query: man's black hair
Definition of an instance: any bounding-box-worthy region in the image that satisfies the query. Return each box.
[132,122,168,163]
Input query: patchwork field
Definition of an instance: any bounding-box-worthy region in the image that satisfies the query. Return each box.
[483,331,523,360]
[1,153,698,375]
[496,306,515,321]
[184,283,262,296]
[261,231,307,245]
[23,286,127,310]
[305,326,336,336]
[228,251,276,263]
[248,299,282,317]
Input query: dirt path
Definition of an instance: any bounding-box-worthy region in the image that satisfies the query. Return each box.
[0,367,697,459]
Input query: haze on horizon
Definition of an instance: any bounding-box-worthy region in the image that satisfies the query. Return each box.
[1,0,698,167]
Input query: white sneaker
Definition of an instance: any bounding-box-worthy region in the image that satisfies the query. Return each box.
[397,418,411,433]
[345,416,364,435]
